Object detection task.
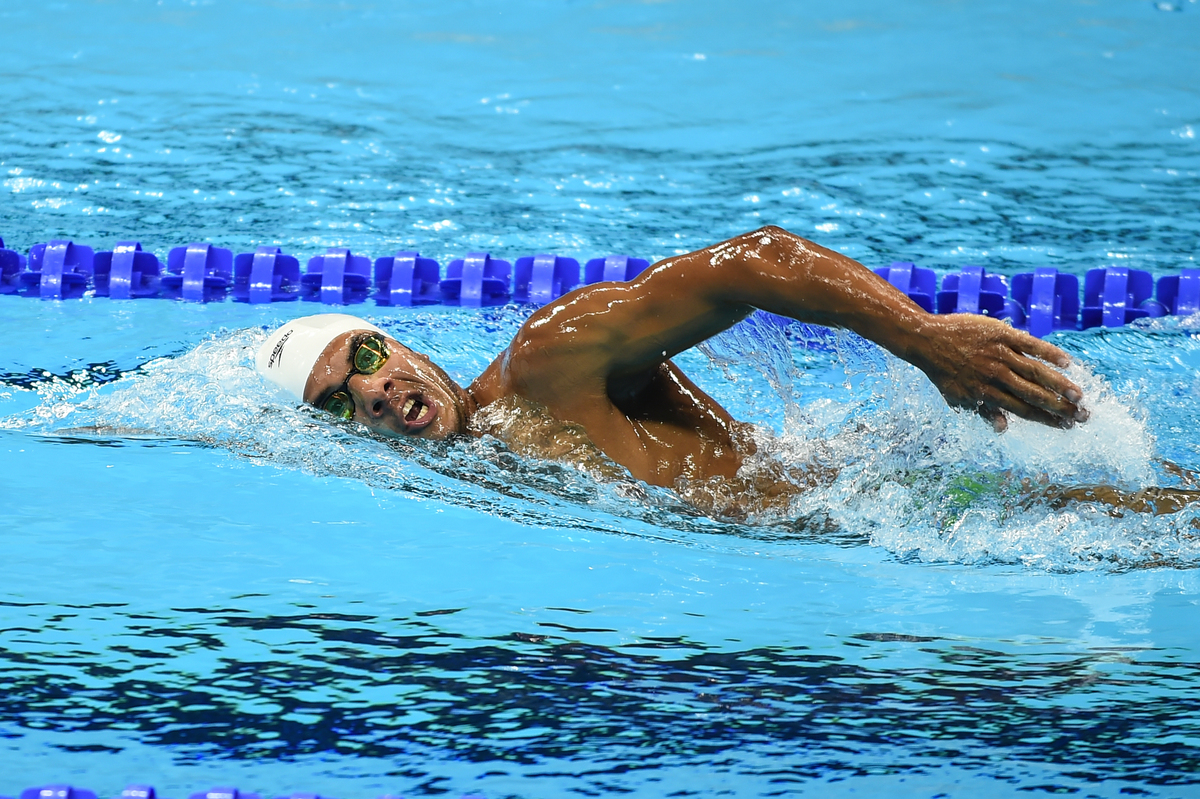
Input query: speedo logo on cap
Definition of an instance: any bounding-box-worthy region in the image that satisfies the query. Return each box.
[268,329,292,369]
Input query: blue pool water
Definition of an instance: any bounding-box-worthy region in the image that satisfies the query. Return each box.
[2,0,1200,796]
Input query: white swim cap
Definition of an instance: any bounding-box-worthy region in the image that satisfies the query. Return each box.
[255,313,384,401]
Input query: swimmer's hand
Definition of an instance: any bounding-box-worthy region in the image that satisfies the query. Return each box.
[906,314,1087,432]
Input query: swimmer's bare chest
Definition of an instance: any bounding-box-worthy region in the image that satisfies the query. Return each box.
[470,354,746,487]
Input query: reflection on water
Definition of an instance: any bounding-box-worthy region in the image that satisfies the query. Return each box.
[2,601,1198,793]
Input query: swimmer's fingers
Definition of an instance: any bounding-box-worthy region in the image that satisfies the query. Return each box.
[980,384,1067,432]
[1000,355,1088,424]
[1004,348,1081,402]
[1010,333,1071,369]
[975,402,1008,433]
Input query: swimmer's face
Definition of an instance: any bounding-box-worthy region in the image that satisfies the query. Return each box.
[303,330,471,439]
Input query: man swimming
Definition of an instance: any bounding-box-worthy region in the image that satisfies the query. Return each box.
[257,226,1090,498]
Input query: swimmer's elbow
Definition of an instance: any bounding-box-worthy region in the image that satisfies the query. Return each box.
[752,224,813,249]
[754,223,790,238]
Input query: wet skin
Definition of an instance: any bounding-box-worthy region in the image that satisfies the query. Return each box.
[304,332,476,439]
[303,226,1088,489]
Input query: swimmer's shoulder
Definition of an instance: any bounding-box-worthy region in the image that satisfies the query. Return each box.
[508,292,626,379]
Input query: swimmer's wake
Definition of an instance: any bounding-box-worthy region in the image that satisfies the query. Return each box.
[4,317,1199,572]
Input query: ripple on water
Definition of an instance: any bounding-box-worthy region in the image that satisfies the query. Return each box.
[3,310,1198,574]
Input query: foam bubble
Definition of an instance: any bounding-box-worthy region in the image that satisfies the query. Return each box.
[5,321,1199,572]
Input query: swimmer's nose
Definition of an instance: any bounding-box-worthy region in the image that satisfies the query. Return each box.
[362,379,394,418]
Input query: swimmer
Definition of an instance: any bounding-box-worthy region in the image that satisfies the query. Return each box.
[257,226,1093,497]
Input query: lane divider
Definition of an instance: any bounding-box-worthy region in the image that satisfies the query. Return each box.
[1,238,634,310]
[1,236,1197,336]
[879,261,1197,336]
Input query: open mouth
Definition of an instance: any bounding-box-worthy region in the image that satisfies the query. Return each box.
[401,396,438,429]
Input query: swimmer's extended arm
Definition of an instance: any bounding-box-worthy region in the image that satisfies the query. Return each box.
[549,226,1085,430]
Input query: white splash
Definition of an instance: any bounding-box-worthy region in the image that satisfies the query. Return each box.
[6,320,1198,573]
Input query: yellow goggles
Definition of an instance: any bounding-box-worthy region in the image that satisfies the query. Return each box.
[322,333,390,420]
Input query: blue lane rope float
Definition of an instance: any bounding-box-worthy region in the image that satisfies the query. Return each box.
[873,262,936,313]
[20,240,95,300]
[513,253,580,304]
[1,234,1197,336]
[1081,266,1165,329]
[441,252,511,307]
[2,785,485,799]
[0,236,26,294]
[9,786,98,799]
[94,241,163,299]
[1158,268,1200,316]
[302,247,372,305]
[584,254,649,284]
[162,243,233,302]
[1011,268,1080,338]
[374,251,441,306]
[233,245,302,304]
[935,265,1021,323]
